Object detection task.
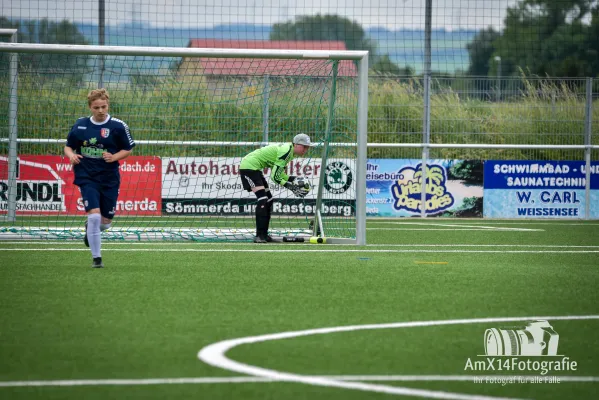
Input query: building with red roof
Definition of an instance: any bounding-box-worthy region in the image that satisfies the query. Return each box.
[181,39,357,78]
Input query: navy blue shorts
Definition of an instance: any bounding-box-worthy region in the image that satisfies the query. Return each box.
[78,181,119,219]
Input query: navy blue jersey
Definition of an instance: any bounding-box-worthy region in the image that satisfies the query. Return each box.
[66,115,135,185]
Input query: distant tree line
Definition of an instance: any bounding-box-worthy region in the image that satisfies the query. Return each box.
[271,14,413,76]
[0,17,89,84]
[468,0,599,77]
[4,2,599,83]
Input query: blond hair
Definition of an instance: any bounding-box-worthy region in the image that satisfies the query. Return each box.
[87,88,110,106]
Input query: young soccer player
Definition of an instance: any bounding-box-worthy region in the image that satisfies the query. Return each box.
[239,133,312,243]
[64,89,135,268]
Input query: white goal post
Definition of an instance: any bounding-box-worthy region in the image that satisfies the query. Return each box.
[0,42,368,245]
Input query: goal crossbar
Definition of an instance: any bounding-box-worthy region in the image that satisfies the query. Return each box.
[0,42,368,61]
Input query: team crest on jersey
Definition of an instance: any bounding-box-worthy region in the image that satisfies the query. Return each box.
[101,128,110,138]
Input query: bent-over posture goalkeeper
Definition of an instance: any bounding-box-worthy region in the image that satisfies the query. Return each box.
[239,133,312,243]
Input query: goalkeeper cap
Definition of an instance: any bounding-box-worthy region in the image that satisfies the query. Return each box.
[293,133,311,146]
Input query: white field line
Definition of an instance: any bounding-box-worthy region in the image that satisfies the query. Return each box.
[1,242,598,248]
[198,315,599,400]
[0,377,273,387]
[0,375,597,388]
[0,226,545,232]
[367,219,599,226]
[367,228,545,231]
[338,375,599,382]
[11,215,597,224]
[1,248,598,253]
[367,223,545,231]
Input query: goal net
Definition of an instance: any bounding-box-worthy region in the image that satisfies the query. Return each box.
[0,42,367,244]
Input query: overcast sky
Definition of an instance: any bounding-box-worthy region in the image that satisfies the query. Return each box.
[3,0,518,30]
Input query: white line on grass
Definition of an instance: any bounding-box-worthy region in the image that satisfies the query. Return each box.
[367,228,545,231]
[198,315,599,400]
[1,374,597,387]
[0,227,546,233]
[367,222,545,231]
[367,220,599,226]
[1,242,598,248]
[0,377,274,387]
[1,248,599,253]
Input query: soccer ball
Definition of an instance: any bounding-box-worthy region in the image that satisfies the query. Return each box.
[300,181,311,195]
[297,179,311,195]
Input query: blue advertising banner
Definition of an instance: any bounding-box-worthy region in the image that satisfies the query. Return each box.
[366,159,484,217]
[483,161,599,218]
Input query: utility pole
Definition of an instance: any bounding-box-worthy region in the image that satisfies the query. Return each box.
[99,0,105,88]
[494,56,501,102]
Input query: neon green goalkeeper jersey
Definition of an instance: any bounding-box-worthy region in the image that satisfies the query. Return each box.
[240,143,295,185]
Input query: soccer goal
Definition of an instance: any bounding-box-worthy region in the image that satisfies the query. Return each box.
[0,41,367,244]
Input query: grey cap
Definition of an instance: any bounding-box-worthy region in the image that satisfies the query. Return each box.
[293,133,311,146]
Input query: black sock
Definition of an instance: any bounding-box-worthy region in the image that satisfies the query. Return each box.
[265,190,273,236]
[255,189,268,237]
[256,216,269,237]
[264,215,271,237]
[266,190,273,216]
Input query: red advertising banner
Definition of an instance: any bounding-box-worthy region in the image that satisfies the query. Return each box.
[0,155,162,216]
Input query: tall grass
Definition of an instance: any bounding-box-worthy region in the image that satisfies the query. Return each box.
[0,74,597,160]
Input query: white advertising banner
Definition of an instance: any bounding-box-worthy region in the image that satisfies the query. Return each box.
[161,157,355,200]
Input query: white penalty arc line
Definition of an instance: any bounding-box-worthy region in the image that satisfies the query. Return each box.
[0,375,597,388]
[198,315,599,400]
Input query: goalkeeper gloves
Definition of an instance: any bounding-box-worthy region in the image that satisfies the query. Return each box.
[284,180,311,198]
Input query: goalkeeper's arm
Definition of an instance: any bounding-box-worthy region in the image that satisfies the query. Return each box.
[271,163,293,186]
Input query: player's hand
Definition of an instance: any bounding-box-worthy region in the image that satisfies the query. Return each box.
[285,182,304,197]
[285,180,310,198]
[102,152,115,163]
[289,182,310,197]
[69,154,83,165]
[294,186,308,197]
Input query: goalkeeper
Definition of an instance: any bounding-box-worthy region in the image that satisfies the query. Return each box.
[239,133,312,243]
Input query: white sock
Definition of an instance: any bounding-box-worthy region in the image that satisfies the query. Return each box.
[100,223,111,231]
[88,213,102,259]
